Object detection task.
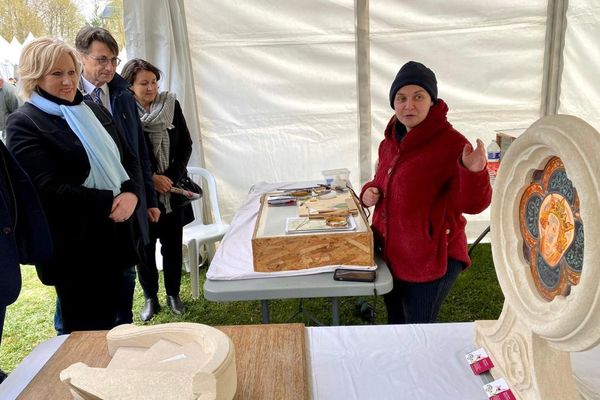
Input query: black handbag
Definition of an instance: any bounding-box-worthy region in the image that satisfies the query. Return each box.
[170,175,202,208]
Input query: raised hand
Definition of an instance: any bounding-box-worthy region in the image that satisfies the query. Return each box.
[462,138,487,173]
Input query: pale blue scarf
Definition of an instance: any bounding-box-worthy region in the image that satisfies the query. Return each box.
[29,92,129,196]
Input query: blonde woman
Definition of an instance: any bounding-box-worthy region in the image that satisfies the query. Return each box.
[6,38,141,333]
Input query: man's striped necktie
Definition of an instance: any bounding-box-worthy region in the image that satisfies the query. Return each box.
[92,87,102,104]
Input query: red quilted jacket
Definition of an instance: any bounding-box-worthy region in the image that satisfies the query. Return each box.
[360,100,492,282]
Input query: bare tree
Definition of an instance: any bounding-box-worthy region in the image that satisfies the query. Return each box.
[35,0,85,43]
[88,0,124,50]
[0,0,126,61]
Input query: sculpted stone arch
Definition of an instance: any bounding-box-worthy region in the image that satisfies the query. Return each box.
[475,114,600,400]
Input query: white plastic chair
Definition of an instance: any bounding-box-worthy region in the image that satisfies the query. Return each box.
[183,167,229,299]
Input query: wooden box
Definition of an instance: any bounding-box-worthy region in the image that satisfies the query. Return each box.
[251,191,374,272]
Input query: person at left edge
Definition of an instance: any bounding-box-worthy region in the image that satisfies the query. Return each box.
[6,37,141,333]
[73,26,161,329]
[1,74,21,143]
[0,139,52,383]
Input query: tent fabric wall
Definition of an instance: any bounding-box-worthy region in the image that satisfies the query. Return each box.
[181,0,359,220]
[123,0,204,167]
[559,1,600,131]
[368,0,548,237]
[123,1,598,240]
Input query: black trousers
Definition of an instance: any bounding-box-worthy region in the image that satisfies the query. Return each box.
[384,258,464,324]
[137,209,184,299]
[54,267,134,334]
[55,267,121,334]
[0,306,5,345]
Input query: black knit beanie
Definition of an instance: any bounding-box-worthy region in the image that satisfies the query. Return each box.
[389,61,438,109]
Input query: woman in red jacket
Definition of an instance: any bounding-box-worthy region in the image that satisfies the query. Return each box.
[360,61,492,324]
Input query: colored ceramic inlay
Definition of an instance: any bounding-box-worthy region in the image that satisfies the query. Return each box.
[518,157,584,301]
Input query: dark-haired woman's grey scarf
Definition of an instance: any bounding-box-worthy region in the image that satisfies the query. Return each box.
[137,91,176,212]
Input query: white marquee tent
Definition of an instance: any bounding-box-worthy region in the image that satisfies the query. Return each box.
[87,1,600,237]
[0,33,36,79]
[0,36,14,78]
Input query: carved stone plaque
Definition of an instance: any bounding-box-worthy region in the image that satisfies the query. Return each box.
[475,115,600,400]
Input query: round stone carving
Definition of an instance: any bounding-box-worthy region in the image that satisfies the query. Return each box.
[491,115,600,351]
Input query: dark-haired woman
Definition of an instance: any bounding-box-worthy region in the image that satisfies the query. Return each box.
[121,58,193,321]
[360,61,492,324]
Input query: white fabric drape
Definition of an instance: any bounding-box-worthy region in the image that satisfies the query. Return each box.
[370,1,548,239]
[182,0,358,220]
[180,0,550,240]
[123,0,204,167]
[559,1,600,133]
[124,1,599,241]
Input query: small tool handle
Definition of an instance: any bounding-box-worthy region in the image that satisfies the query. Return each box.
[308,209,350,219]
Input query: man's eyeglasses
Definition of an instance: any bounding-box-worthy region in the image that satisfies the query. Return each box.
[87,54,121,66]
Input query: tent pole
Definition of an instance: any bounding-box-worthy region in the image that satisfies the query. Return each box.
[540,0,568,116]
[355,0,372,186]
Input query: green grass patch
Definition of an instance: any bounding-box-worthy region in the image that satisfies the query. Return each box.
[0,244,501,373]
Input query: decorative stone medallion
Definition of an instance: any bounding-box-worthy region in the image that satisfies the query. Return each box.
[519,157,584,301]
[476,115,600,400]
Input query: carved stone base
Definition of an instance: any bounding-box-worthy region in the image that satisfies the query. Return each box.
[475,306,579,400]
[60,323,237,400]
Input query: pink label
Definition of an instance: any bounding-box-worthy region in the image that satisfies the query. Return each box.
[470,357,494,374]
[490,390,516,400]
[484,378,515,399]
[466,348,494,375]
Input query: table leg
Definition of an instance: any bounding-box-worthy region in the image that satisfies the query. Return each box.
[331,297,340,326]
[189,242,200,300]
[261,300,270,324]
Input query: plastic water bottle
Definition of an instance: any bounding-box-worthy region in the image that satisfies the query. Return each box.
[486,140,501,186]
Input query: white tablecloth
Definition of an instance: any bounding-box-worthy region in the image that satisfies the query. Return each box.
[308,323,486,400]
[308,323,600,400]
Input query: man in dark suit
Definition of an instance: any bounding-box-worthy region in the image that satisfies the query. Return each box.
[70,26,159,329]
[0,140,52,383]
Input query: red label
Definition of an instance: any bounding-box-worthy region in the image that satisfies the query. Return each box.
[484,378,515,399]
[491,390,517,400]
[470,357,494,375]
[487,161,500,177]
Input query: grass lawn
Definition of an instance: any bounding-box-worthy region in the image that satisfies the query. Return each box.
[0,243,502,373]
